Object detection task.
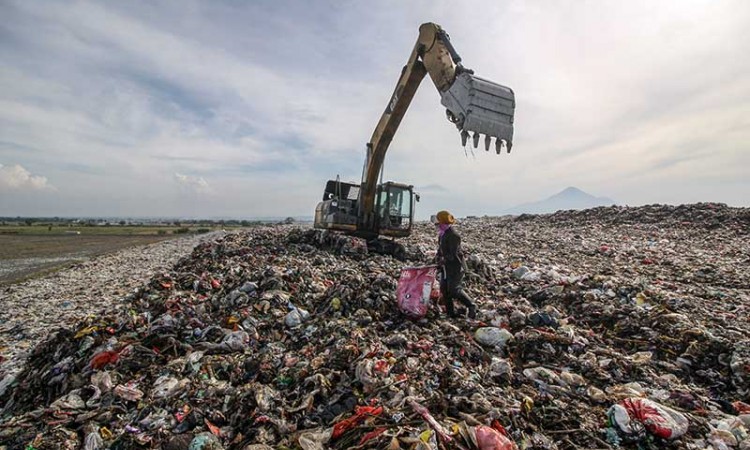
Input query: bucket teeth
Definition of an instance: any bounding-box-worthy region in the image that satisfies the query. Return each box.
[459,130,513,154]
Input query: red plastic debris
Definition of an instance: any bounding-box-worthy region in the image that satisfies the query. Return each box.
[205,418,221,436]
[331,406,383,440]
[359,427,387,445]
[254,415,271,424]
[490,419,509,436]
[615,398,688,439]
[175,407,190,423]
[374,360,390,374]
[88,350,119,370]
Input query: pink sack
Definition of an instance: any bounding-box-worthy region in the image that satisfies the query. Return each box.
[397,266,438,319]
[474,425,518,450]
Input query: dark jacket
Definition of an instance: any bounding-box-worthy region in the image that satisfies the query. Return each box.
[438,226,466,277]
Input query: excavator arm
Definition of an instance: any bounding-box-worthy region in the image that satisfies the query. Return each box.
[359,22,515,230]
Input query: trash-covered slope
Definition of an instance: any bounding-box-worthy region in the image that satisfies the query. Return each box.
[0,233,218,377]
[1,203,748,450]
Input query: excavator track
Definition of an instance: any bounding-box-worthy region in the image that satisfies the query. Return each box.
[366,238,407,261]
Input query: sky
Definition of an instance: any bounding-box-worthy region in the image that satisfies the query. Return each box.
[1,0,749,219]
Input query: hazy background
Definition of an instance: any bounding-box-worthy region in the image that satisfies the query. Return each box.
[1,0,749,218]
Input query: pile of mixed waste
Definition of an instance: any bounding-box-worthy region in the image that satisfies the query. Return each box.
[0,233,216,376]
[1,203,748,450]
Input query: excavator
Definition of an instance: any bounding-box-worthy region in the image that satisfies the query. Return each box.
[314,22,515,258]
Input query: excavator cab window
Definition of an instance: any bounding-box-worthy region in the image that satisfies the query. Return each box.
[377,183,412,232]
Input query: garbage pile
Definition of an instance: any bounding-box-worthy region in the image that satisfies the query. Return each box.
[514,202,750,233]
[0,233,215,377]
[0,203,748,449]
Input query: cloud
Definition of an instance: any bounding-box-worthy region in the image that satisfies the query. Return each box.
[0,0,748,217]
[174,172,211,194]
[418,184,448,193]
[0,164,55,191]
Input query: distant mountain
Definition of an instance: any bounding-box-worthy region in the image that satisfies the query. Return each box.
[505,187,616,215]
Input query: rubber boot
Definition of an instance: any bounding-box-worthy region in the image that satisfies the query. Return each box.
[444,296,458,318]
[467,304,477,319]
[454,289,476,319]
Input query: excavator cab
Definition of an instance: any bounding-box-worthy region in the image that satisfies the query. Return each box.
[314,180,415,238]
[375,182,414,237]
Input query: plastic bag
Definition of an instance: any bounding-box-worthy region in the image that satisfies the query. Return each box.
[409,399,453,443]
[220,330,249,351]
[331,405,384,440]
[475,327,514,348]
[608,397,689,440]
[188,432,223,450]
[114,383,144,402]
[91,371,113,392]
[298,428,332,450]
[474,425,518,450]
[88,350,120,370]
[285,305,310,328]
[151,376,180,399]
[397,266,438,319]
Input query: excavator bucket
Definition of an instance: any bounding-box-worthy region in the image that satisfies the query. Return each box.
[440,72,515,153]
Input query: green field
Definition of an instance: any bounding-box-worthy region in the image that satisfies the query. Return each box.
[0,224,231,236]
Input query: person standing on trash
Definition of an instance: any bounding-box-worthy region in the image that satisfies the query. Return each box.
[432,210,477,319]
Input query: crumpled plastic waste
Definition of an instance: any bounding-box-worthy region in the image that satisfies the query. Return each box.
[285,304,310,328]
[331,405,383,440]
[474,327,514,349]
[151,375,181,398]
[189,432,224,450]
[474,424,519,450]
[608,397,689,440]
[113,382,144,402]
[83,423,104,450]
[488,357,513,379]
[298,427,332,450]
[528,311,559,328]
[410,399,453,443]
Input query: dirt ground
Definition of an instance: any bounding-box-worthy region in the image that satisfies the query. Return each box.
[0,234,175,285]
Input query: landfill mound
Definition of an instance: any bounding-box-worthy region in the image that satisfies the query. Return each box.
[1,203,749,450]
[514,202,750,232]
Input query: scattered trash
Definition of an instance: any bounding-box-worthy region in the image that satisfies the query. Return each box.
[0,204,748,449]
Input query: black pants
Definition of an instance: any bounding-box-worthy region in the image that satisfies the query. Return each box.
[440,269,475,316]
